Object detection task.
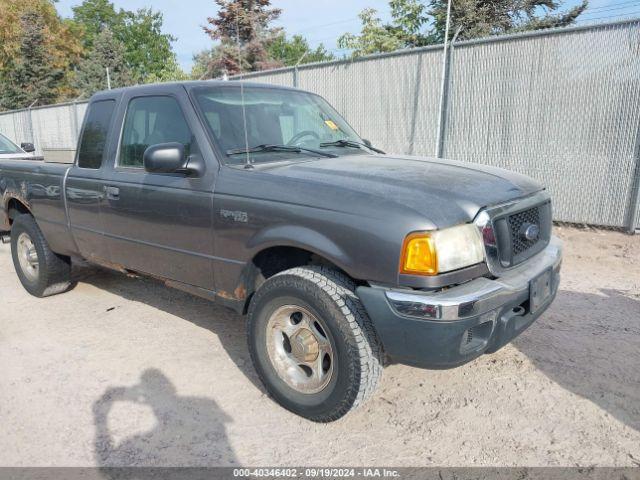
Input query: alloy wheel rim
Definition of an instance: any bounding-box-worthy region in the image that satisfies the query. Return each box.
[265,305,334,394]
[17,232,39,282]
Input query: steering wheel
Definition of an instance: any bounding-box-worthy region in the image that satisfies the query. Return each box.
[287,130,320,146]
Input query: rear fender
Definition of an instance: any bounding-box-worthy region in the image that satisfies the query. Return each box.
[1,191,32,231]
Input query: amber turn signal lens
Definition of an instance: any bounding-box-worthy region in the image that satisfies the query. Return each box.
[400,233,438,275]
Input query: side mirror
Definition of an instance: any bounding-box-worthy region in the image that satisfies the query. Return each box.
[21,143,35,153]
[143,143,186,174]
[362,139,373,148]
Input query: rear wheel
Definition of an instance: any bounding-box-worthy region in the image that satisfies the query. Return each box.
[247,266,383,422]
[10,214,73,297]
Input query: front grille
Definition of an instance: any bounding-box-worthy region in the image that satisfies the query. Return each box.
[478,193,552,274]
[508,206,541,256]
[489,200,551,269]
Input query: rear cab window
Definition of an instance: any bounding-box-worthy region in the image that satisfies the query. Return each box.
[77,100,116,169]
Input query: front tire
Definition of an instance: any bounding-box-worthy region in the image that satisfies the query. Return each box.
[10,214,73,298]
[247,266,383,422]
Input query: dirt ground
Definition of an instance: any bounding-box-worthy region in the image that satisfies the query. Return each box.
[1,226,639,467]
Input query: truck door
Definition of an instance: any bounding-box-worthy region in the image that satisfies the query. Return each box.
[99,86,217,290]
[66,99,117,263]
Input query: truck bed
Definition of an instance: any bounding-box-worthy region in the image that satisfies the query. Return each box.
[0,159,74,255]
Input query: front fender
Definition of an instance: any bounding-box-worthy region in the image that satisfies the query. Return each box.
[215,225,354,314]
[246,224,352,271]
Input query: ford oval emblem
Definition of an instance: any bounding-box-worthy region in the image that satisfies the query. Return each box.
[522,223,540,241]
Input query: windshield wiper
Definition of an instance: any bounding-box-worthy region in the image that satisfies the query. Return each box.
[320,139,385,154]
[227,144,338,158]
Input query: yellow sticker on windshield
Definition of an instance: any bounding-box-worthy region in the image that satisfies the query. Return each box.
[324,120,339,131]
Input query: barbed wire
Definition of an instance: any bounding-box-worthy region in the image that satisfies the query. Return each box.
[582,2,640,15]
[585,0,640,10]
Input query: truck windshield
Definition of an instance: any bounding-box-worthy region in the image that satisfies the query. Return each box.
[0,134,22,154]
[193,86,364,166]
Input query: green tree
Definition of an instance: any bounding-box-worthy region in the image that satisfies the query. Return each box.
[338,8,404,57]
[191,48,223,80]
[73,27,132,97]
[202,0,283,76]
[119,8,177,82]
[268,33,334,66]
[147,58,190,83]
[0,11,64,110]
[72,0,178,82]
[429,0,588,42]
[0,0,83,104]
[71,0,121,50]
[340,0,588,56]
[385,0,434,47]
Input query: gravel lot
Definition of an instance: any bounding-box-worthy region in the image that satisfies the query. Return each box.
[1,226,639,467]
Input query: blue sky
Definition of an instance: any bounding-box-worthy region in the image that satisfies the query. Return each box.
[54,0,636,71]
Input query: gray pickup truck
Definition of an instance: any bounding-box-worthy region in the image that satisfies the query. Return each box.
[0,81,562,422]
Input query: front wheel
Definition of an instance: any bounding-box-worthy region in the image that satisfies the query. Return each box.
[247,266,383,422]
[10,214,73,298]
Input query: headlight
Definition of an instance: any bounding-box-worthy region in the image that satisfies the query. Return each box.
[400,224,485,276]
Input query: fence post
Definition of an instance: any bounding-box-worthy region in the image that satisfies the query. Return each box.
[435,28,461,158]
[12,111,18,144]
[72,100,81,141]
[626,130,640,234]
[293,51,308,89]
[27,102,36,145]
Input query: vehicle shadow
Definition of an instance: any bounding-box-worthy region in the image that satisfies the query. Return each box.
[93,368,238,472]
[513,288,640,432]
[72,265,265,394]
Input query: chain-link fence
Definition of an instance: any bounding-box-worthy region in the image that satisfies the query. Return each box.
[1,19,639,231]
[0,108,33,149]
[0,101,88,159]
[235,19,640,232]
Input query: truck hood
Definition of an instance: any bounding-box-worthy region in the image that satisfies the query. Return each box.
[264,154,544,228]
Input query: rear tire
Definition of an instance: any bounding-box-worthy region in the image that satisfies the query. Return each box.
[10,214,73,298]
[247,266,383,422]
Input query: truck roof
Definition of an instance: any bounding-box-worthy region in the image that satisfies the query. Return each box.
[91,80,304,102]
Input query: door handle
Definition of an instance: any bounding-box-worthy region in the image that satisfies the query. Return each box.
[105,186,120,200]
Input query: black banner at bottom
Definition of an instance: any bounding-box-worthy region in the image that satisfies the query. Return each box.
[0,468,638,480]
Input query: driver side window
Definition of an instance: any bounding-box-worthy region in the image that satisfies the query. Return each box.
[120,96,193,168]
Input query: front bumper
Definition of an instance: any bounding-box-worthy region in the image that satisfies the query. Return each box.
[357,236,562,369]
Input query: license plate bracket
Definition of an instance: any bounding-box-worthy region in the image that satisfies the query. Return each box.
[530,268,553,314]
